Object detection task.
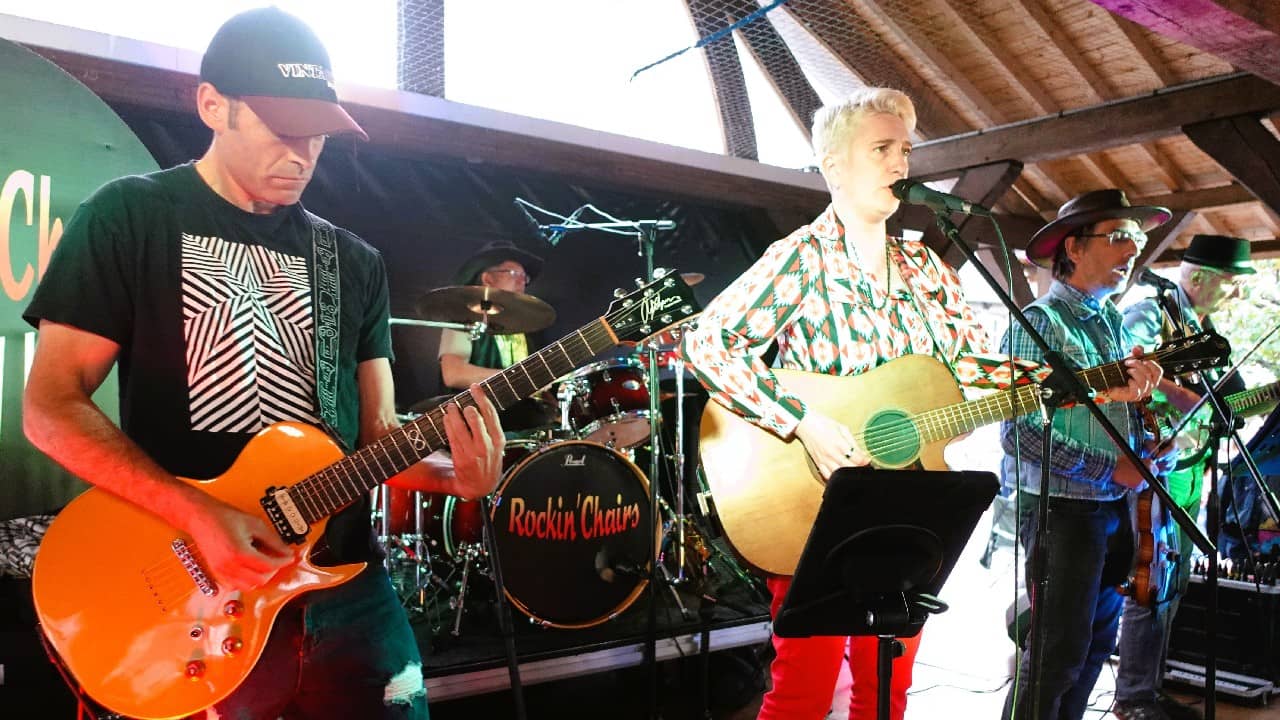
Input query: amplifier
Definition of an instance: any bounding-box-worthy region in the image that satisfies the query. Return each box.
[1168,572,1280,686]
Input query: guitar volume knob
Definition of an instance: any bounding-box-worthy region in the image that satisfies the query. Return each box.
[223,600,244,617]
[222,636,244,655]
[185,660,206,680]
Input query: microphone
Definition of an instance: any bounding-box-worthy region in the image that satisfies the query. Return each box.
[513,199,557,246]
[891,179,991,217]
[1136,268,1177,290]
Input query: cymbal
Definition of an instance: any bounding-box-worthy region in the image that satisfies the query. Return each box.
[680,272,705,287]
[417,285,555,335]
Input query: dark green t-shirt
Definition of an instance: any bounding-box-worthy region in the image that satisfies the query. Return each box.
[25,163,391,562]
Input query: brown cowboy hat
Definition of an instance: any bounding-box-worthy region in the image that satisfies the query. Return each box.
[452,241,545,285]
[1026,189,1171,268]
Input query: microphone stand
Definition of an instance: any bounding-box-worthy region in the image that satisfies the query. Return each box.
[929,211,1215,718]
[522,208,679,719]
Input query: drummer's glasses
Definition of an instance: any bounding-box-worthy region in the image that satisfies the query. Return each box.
[486,268,530,283]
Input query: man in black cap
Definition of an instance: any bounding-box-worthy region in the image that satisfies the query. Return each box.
[438,241,557,430]
[1001,189,1168,720]
[1114,234,1255,720]
[22,7,503,718]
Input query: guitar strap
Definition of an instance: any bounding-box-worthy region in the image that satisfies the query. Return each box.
[307,210,346,452]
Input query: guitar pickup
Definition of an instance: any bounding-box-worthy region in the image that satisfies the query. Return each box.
[261,487,310,544]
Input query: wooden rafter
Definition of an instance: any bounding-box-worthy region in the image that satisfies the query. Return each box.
[721,0,822,141]
[1184,115,1280,221]
[1132,183,1256,212]
[909,74,1280,179]
[918,161,1026,265]
[1089,0,1280,86]
[683,0,757,160]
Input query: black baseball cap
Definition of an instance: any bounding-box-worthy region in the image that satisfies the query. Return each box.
[200,6,368,141]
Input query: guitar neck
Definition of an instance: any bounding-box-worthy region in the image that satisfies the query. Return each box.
[1227,380,1280,416]
[914,360,1130,443]
[286,319,618,524]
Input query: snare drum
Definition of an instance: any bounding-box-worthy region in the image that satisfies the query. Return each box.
[490,441,656,628]
[558,358,654,449]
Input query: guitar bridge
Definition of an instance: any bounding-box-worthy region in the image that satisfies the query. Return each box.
[171,538,218,597]
[261,486,310,544]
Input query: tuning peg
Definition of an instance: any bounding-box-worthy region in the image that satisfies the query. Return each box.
[614,287,628,299]
[634,277,646,288]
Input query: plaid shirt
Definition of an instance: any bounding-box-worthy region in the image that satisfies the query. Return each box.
[681,205,1009,438]
[1001,281,1141,501]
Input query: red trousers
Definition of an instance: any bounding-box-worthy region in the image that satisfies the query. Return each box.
[758,575,922,720]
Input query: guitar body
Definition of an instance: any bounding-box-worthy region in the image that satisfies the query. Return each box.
[33,422,364,720]
[699,356,962,575]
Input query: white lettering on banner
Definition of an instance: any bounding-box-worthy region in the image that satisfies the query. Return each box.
[0,170,62,302]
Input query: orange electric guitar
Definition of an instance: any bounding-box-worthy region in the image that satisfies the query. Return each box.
[32,275,699,720]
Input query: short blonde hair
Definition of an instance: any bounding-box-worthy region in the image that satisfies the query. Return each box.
[811,88,917,160]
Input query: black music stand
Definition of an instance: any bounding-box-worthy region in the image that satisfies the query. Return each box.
[774,467,999,720]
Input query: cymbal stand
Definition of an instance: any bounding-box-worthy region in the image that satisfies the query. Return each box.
[388,317,488,340]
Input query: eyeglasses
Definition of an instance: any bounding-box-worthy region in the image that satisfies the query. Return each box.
[1077,228,1148,250]
[485,268,530,283]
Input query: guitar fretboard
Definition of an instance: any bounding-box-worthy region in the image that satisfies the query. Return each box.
[910,361,1130,443]
[284,320,618,524]
[1227,380,1280,416]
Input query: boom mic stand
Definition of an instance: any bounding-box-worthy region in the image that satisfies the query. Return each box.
[929,211,1216,718]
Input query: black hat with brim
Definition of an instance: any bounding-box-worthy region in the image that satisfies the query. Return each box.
[1182,234,1256,275]
[1026,189,1171,268]
[453,241,545,285]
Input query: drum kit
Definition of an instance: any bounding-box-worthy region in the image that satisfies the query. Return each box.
[380,271,717,637]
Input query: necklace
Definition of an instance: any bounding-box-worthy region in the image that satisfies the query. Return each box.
[847,240,892,311]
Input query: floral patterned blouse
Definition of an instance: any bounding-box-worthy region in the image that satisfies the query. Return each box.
[682,204,1026,438]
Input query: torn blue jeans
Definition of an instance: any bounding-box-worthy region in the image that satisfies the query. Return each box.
[201,566,428,719]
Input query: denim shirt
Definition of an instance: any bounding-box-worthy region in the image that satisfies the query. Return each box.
[1000,281,1140,501]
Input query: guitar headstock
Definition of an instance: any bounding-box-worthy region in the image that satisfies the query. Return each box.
[1155,331,1232,376]
[604,273,701,346]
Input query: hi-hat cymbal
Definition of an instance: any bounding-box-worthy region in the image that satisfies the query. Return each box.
[417,285,556,335]
[680,272,705,287]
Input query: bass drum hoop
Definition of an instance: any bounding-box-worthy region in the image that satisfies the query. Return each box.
[490,440,658,629]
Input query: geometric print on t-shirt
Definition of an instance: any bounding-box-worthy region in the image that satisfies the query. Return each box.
[181,233,319,432]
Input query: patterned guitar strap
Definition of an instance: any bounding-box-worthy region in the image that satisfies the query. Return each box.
[307,210,347,453]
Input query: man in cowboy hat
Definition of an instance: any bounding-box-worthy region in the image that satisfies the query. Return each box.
[1001,189,1169,720]
[1114,234,1256,720]
[439,241,555,429]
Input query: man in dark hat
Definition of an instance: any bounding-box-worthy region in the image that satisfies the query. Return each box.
[22,7,503,718]
[1002,189,1168,720]
[439,241,556,430]
[1114,234,1255,720]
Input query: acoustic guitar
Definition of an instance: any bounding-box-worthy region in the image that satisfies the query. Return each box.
[698,332,1230,575]
[32,275,699,720]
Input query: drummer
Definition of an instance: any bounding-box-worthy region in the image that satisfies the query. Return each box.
[439,241,555,431]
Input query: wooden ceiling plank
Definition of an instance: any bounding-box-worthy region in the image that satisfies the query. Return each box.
[1089,0,1280,86]
[1184,115,1280,221]
[1003,180,1044,216]
[937,0,1060,115]
[910,74,1280,178]
[1108,15,1183,87]
[1015,0,1111,102]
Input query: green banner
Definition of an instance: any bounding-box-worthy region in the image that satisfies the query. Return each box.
[0,39,158,518]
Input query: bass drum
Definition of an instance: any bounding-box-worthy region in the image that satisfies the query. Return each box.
[490,441,657,629]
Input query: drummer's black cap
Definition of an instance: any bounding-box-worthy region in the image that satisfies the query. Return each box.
[453,241,544,285]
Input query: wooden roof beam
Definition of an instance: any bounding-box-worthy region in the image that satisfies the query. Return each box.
[1132,183,1256,212]
[909,73,1280,179]
[922,162,1026,267]
[1184,115,1280,222]
[1089,0,1280,87]
[683,0,757,160]
[723,0,822,142]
